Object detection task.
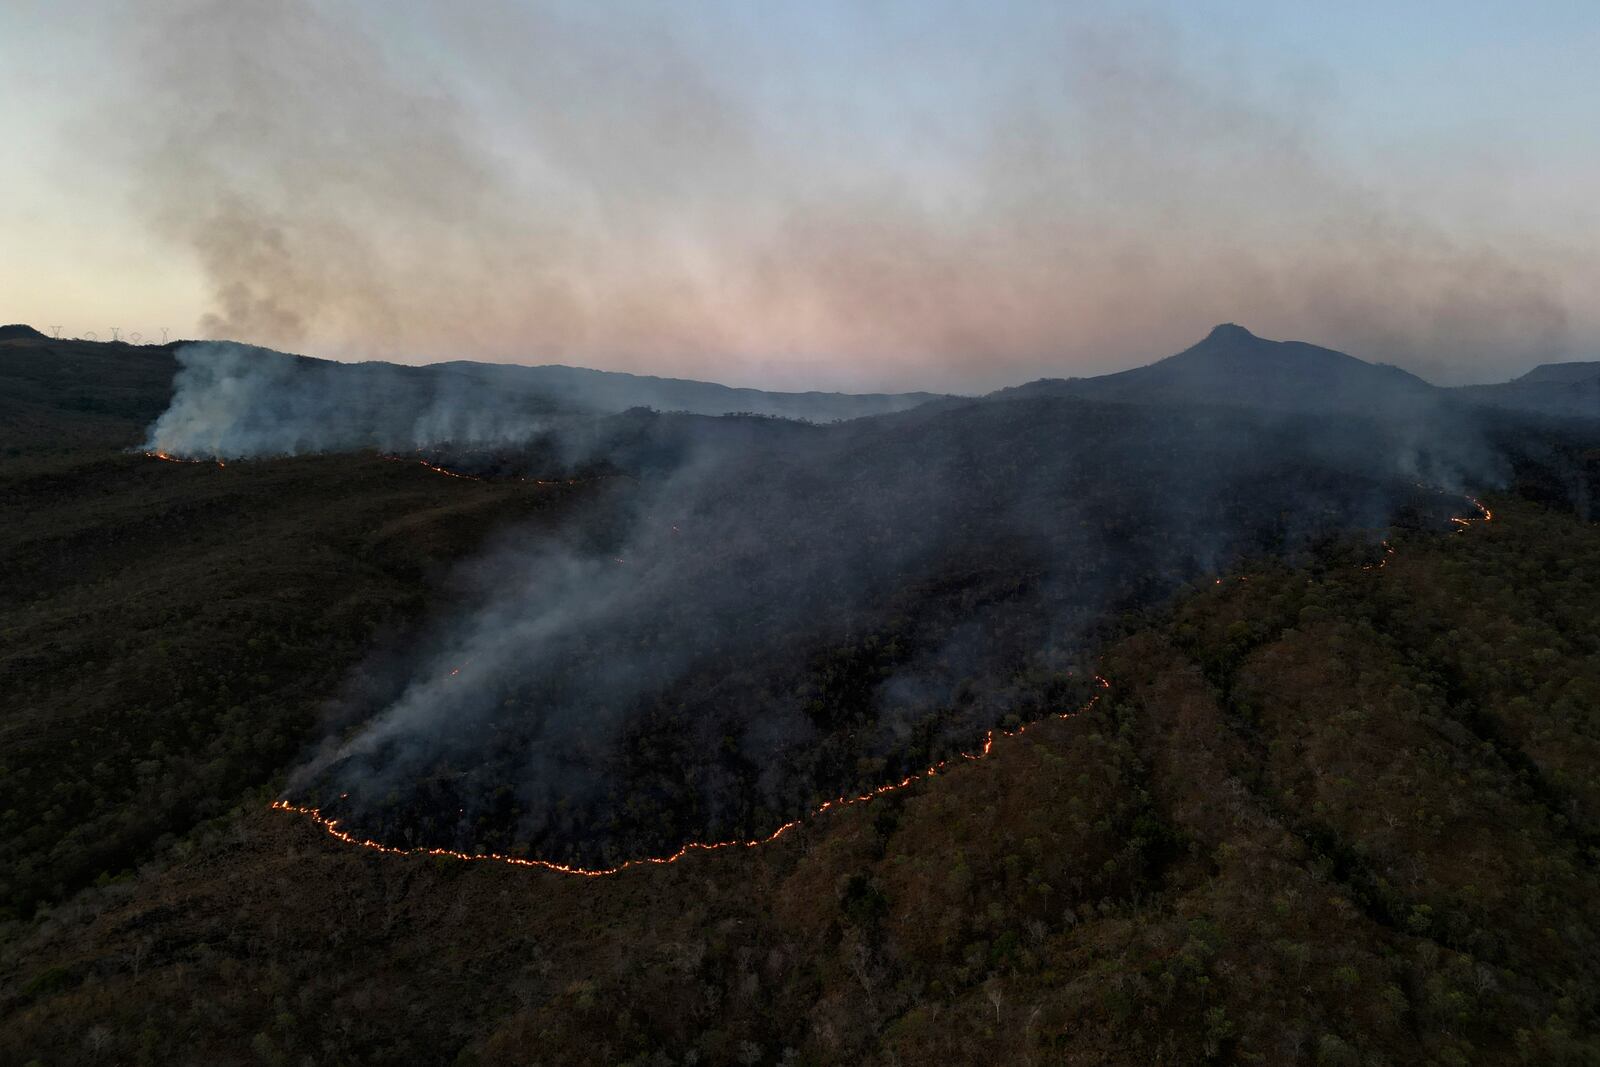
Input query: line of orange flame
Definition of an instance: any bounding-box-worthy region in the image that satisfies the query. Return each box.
[412,458,479,481]
[1443,494,1493,534]
[272,680,1109,878]
[379,454,581,487]
[143,450,224,469]
[1357,492,1490,572]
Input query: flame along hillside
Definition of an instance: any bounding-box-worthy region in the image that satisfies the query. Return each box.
[269,680,1110,878]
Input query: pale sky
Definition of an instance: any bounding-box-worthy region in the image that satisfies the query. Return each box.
[2,1,1596,390]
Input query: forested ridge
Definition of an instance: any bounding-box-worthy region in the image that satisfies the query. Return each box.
[5,493,1599,1064]
[3,333,1600,1064]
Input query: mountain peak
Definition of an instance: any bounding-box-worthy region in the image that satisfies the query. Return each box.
[1202,323,1257,344]
[0,324,49,342]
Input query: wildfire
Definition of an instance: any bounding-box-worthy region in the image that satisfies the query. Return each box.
[143,450,224,468]
[411,457,482,481]
[1448,496,1493,529]
[270,489,1499,879]
[272,678,1110,878]
[1362,540,1396,572]
[377,453,490,480]
[1411,482,1493,527]
[380,452,582,487]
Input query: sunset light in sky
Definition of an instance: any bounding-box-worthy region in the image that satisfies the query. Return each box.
[2,1,1596,390]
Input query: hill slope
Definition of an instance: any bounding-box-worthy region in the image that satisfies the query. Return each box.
[1459,362,1600,420]
[1518,361,1600,385]
[4,327,1600,1064]
[4,498,1599,1065]
[0,336,176,452]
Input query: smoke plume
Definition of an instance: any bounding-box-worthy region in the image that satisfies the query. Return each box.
[141,341,944,458]
[95,1,1595,389]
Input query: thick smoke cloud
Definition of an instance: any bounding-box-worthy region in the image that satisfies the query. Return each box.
[101,1,1594,389]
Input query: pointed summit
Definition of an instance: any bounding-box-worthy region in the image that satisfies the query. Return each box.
[992,325,1439,414]
[1202,323,1257,344]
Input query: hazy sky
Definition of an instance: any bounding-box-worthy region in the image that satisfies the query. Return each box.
[2,1,1596,390]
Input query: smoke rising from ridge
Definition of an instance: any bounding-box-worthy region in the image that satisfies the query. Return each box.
[95,1,1595,389]
[141,341,945,459]
[130,303,1530,865]
[142,343,559,458]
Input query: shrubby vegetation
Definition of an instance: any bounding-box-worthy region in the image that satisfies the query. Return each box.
[5,492,1599,1064]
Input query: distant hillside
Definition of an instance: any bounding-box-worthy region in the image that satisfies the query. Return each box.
[1457,362,1600,420]
[0,324,49,341]
[1518,361,1600,385]
[1,327,945,459]
[0,334,178,452]
[438,359,950,421]
[992,324,1441,415]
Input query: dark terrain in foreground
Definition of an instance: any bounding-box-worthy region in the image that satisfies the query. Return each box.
[2,329,1599,1064]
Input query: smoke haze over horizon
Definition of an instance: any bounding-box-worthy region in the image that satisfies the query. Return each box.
[3,1,1598,390]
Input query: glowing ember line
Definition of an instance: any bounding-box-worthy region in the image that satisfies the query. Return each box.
[417,459,479,480]
[143,450,225,469]
[271,679,1110,878]
[1412,483,1493,529]
[1448,495,1492,530]
[1362,490,1490,571]
[379,453,582,487]
[1362,540,1396,572]
[375,454,487,480]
